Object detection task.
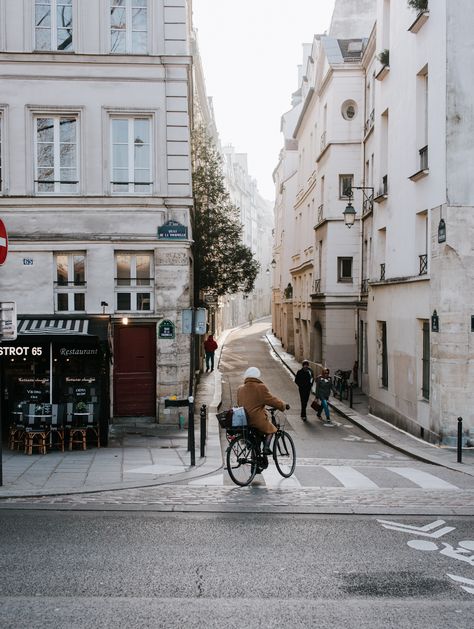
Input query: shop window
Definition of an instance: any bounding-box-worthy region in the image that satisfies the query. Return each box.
[55,253,86,312]
[111,117,152,193]
[110,0,148,54]
[337,257,353,282]
[35,115,79,193]
[35,0,73,51]
[115,253,153,311]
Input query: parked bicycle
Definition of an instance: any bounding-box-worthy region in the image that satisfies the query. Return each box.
[333,369,351,400]
[218,407,296,487]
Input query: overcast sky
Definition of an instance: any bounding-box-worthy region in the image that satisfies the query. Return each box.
[192,0,336,201]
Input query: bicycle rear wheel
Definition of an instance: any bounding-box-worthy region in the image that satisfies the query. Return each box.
[273,430,296,477]
[226,435,257,486]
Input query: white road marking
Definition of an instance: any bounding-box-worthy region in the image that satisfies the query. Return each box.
[387,467,459,490]
[261,464,301,488]
[322,465,378,488]
[377,518,456,537]
[447,573,474,594]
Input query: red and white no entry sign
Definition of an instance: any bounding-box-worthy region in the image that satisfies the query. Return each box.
[0,218,8,265]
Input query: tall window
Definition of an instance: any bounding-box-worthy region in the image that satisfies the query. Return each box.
[115,253,153,311]
[111,117,151,193]
[337,257,353,282]
[35,0,73,51]
[422,321,430,400]
[339,174,353,198]
[378,321,388,388]
[35,116,78,193]
[55,253,85,312]
[111,0,148,54]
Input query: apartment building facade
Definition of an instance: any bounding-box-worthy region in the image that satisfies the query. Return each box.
[0,0,195,434]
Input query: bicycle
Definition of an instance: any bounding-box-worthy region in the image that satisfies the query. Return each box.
[218,407,296,487]
[333,369,351,400]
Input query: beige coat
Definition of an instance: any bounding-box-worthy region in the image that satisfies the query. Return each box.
[236,377,286,434]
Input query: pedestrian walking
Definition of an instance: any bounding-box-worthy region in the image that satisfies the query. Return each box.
[203,334,218,372]
[295,359,314,421]
[315,367,335,425]
[248,312,253,326]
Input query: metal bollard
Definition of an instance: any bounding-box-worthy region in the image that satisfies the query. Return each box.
[457,417,463,463]
[200,404,207,458]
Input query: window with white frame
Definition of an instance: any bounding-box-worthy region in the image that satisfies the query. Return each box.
[337,257,353,282]
[35,115,79,193]
[339,174,353,199]
[35,0,73,51]
[110,0,148,54]
[115,253,153,311]
[111,117,151,193]
[55,253,86,312]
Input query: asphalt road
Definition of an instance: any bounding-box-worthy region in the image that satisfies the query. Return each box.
[1,510,473,629]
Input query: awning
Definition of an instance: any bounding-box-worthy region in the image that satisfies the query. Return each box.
[18,319,90,335]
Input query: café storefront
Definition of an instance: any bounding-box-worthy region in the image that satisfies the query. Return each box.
[0,316,110,446]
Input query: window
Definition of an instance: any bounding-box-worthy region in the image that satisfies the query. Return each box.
[115,253,153,311]
[339,174,353,199]
[111,117,151,193]
[55,253,86,312]
[35,116,78,193]
[337,257,353,282]
[341,100,357,120]
[422,320,430,400]
[378,321,388,388]
[35,0,73,51]
[110,0,148,54]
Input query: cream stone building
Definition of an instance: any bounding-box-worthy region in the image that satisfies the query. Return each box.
[0,0,194,432]
[272,0,474,444]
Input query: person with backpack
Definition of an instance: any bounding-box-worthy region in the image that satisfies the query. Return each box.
[294,360,314,421]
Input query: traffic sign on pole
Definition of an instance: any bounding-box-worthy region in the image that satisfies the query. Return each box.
[0,219,8,266]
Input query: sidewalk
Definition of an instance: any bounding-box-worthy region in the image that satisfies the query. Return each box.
[266,332,474,478]
[0,332,229,499]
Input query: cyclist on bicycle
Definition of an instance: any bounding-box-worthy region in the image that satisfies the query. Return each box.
[237,367,290,454]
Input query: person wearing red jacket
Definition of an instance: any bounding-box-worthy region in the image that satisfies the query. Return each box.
[203,334,218,372]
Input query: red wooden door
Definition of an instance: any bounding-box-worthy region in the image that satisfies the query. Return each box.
[114,325,156,417]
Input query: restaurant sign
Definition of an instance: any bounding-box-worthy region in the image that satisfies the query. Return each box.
[158,220,188,240]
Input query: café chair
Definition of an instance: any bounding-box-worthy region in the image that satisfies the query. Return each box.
[68,402,100,450]
[49,404,65,452]
[8,405,26,450]
[23,403,51,455]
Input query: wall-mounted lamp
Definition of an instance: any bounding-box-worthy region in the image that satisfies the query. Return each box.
[343,186,375,227]
[121,316,129,325]
[271,258,276,268]
[100,301,109,314]
[438,219,446,243]
[431,310,439,333]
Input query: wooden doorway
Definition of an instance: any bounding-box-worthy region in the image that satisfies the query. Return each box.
[114,324,156,417]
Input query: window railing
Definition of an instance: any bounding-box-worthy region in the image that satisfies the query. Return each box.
[313,278,321,293]
[317,204,324,223]
[419,254,428,275]
[362,193,374,215]
[419,145,428,170]
[380,263,386,281]
[361,278,369,293]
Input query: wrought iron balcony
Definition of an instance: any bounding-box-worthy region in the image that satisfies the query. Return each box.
[419,253,428,275]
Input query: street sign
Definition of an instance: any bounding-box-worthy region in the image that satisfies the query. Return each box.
[158,319,175,339]
[0,301,17,341]
[0,219,8,265]
[157,220,188,240]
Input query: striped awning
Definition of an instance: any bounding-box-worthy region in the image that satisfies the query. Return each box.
[18,319,90,335]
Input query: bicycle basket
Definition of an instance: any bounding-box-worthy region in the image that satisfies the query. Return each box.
[216,409,233,429]
[217,407,249,429]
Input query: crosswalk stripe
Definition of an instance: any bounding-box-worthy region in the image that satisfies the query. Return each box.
[261,465,301,488]
[322,465,379,488]
[387,467,459,489]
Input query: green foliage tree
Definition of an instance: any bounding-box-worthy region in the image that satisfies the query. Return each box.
[407,0,428,12]
[191,125,259,300]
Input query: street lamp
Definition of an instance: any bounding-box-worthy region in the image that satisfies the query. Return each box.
[343,186,374,228]
[271,258,276,268]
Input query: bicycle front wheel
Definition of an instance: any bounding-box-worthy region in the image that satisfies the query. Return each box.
[226,435,257,486]
[273,430,296,477]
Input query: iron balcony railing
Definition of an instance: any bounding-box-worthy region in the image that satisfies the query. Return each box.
[419,254,428,275]
[362,193,374,215]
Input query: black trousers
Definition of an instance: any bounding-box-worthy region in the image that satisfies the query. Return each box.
[298,387,311,416]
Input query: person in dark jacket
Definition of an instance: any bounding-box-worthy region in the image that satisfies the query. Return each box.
[295,360,314,421]
[315,367,334,424]
[203,334,218,372]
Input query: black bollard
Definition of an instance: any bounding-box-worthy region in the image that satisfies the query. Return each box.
[457,417,463,464]
[200,404,207,458]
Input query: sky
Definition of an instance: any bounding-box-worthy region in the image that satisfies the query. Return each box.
[192,0,337,201]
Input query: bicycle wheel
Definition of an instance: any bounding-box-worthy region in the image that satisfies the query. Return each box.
[273,430,296,477]
[226,435,257,486]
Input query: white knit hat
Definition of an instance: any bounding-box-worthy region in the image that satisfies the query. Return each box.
[244,367,261,379]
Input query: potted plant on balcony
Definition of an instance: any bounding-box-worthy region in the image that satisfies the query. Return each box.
[407,0,428,13]
[377,49,390,67]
